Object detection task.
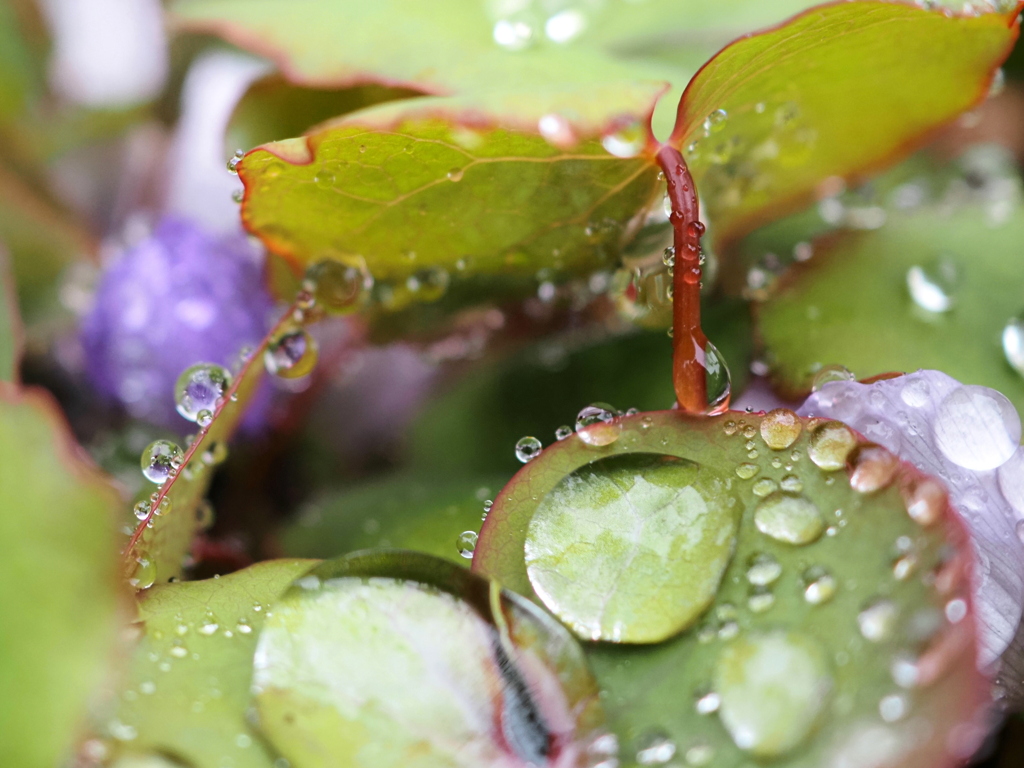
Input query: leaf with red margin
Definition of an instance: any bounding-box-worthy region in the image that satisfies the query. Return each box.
[473,409,990,767]
[0,384,123,768]
[673,0,1022,246]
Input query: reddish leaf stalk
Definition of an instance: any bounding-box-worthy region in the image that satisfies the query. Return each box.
[122,301,301,569]
[655,144,707,413]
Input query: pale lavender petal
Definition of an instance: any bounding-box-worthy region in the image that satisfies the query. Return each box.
[799,370,1024,668]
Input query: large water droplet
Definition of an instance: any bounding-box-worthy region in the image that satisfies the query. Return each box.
[697,340,732,415]
[808,421,857,471]
[900,376,931,407]
[264,328,319,379]
[1002,314,1024,375]
[933,385,1021,470]
[129,556,156,590]
[760,409,802,450]
[456,530,478,559]
[141,440,183,484]
[174,363,231,423]
[515,436,543,463]
[754,492,824,545]
[576,403,621,446]
[714,630,832,757]
[702,109,727,135]
[906,255,960,313]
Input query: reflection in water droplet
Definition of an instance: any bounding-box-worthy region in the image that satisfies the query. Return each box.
[264,328,319,379]
[715,631,832,757]
[555,425,573,441]
[576,403,621,447]
[906,256,960,313]
[175,363,231,423]
[808,421,857,471]
[802,566,836,605]
[858,600,898,642]
[760,409,802,450]
[933,385,1021,470]
[515,436,543,463]
[754,492,824,544]
[141,440,183,484]
[1004,314,1024,375]
[456,530,478,559]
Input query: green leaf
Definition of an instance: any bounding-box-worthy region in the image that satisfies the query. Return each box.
[0,244,23,381]
[252,551,606,768]
[757,204,1024,414]
[674,1,1020,244]
[0,385,122,768]
[474,409,988,766]
[104,559,317,768]
[281,472,508,565]
[238,101,662,287]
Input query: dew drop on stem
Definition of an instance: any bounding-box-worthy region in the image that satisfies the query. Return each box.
[141,440,184,484]
[175,363,231,423]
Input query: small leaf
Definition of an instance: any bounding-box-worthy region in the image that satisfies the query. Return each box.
[475,409,989,767]
[0,385,122,768]
[104,559,316,768]
[252,550,607,768]
[757,203,1024,414]
[674,1,1020,244]
[238,101,661,287]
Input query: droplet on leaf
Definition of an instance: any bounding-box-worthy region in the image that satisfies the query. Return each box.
[174,363,231,423]
[141,440,183,484]
[760,409,802,450]
[906,255,960,313]
[754,491,825,545]
[933,385,1020,470]
[264,328,319,379]
[808,421,857,471]
[515,436,543,463]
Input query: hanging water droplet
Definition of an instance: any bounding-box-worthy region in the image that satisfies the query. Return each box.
[601,121,645,158]
[175,363,231,423]
[134,500,152,521]
[746,553,782,586]
[760,409,802,450]
[933,385,1021,470]
[635,730,676,765]
[264,328,319,378]
[754,492,824,545]
[702,109,727,135]
[858,599,898,642]
[575,403,621,446]
[456,530,478,559]
[1002,314,1024,376]
[811,364,855,392]
[129,557,156,590]
[808,421,857,471]
[802,566,836,605]
[697,340,732,415]
[226,149,243,174]
[515,436,543,463]
[141,440,184,484]
[303,260,370,314]
[906,255,960,313]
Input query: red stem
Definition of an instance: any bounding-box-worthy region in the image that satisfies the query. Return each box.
[122,301,300,567]
[655,144,707,413]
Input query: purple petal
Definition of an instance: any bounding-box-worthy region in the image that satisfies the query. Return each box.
[799,370,1024,668]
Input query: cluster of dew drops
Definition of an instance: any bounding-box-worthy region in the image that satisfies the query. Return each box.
[128,260,369,589]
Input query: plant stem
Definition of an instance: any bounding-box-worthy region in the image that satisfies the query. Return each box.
[655,144,707,413]
[122,301,300,569]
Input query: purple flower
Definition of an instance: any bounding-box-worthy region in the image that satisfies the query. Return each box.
[81,215,274,429]
[799,370,1024,669]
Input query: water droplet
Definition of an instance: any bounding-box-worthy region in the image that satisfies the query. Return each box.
[848,444,899,493]
[802,566,836,604]
[746,553,782,586]
[695,689,721,715]
[703,109,727,135]
[902,476,947,526]
[602,121,646,158]
[555,425,573,441]
[893,553,919,581]
[760,409,802,450]
[446,167,464,182]
[456,530,478,559]
[635,730,676,765]
[303,260,369,314]
[264,328,319,378]
[576,403,621,446]
[134,500,152,520]
[811,364,855,392]
[779,474,803,493]
[998,448,1024,515]
[901,376,931,407]
[736,463,759,480]
[175,363,231,423]
[515,436,543,463]
[226,149,243,174]
[933,385,1021,470]
[715,630,832,757]
[808,421,857,471]
[858,599,898,642]
[906,255,960,313]
[989,67,1006,98]
[752,478,777,497]
[1003,314,1024,376]
[141,440,184,485]
[236,618,253,634]
[493,18,534,50]
[754,492,824,544]
[696,340,732,414]
[748,588,775,613]
[231,188,244,203]
[538,113,576,148]
[684,743,715,766]
[201,441,228,466]
[129,557,156,589]
[545,8,587,43]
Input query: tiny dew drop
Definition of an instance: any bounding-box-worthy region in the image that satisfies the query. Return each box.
[264,328,319,378]
[226,149,243,174]
[702,109,727,135]
[134,500,152,521]
[456,530,478,559]
[802,566,836,605]
[446,167,464,182]
[515,436,543,463]
[906,255,960,313]
[1003,313,1024,375]
[555,425,573,441]
[141,440,184,485]
[175,363,231,423]
[635,730,676,765]
[746,553,782,586]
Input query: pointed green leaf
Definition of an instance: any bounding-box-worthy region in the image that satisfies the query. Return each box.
[674,1,1021,244]
[0,386,122,768]
[474,409,989,767]
[757,203,1024,413]
[103,559,317,768]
